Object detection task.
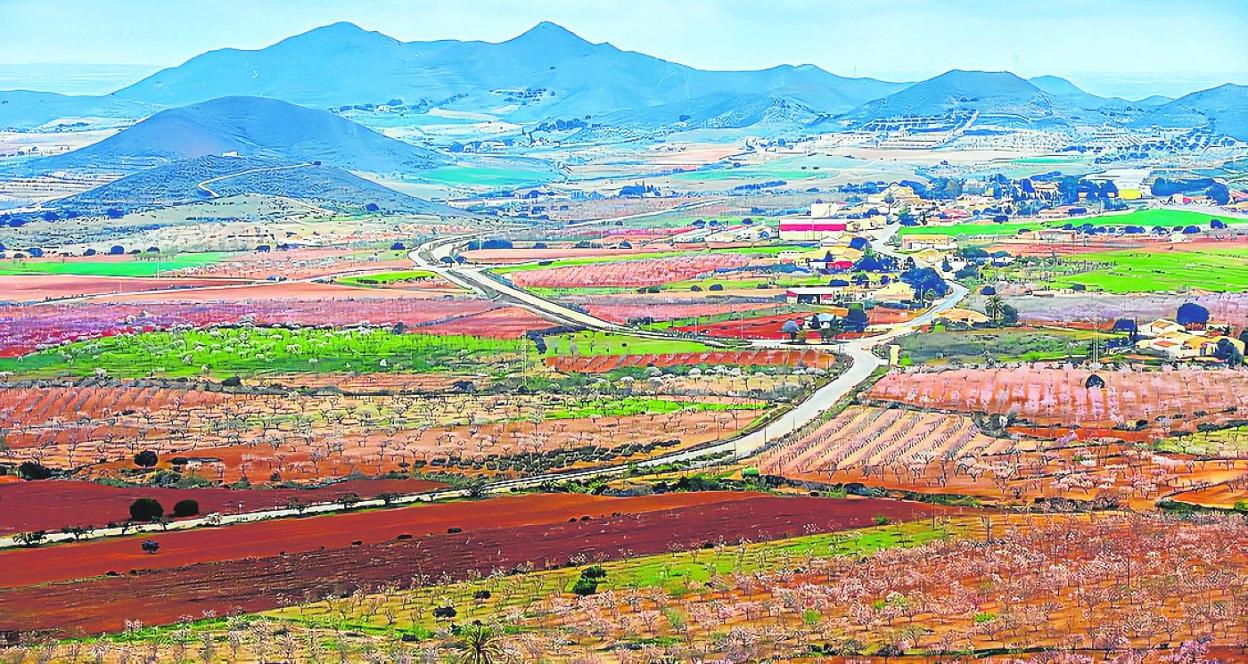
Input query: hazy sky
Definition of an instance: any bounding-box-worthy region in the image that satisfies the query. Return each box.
[2,0,1246,97]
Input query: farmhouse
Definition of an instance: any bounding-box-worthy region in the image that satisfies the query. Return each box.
[1138,332,1245,361]
[870,281,916,307]
[901,236,957,251]
[1138,318,1185,338]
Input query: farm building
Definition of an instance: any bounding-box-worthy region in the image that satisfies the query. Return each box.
[1138,333,1244,361]
[870,281,916,306]
[785,286,862,305]
[779,220,848,241]
[936,308,991,326]
[1139,318,1185,338]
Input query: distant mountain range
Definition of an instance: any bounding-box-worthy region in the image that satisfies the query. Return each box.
[111,21,907,122]
[25,96,448,174]
[1,20,1243,178]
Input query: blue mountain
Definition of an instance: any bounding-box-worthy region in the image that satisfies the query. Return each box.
[840,70,1134,126]
[50,155,455,216]
[23,96,448,174]
[1132,84,1248,141]
[0,90,157,131]
[112,21,906,124]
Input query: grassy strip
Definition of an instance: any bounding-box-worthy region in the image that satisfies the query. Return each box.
[898,208,1240,238]
[336,270,439,287]
[0,252,233,277]
[544,396,768,420]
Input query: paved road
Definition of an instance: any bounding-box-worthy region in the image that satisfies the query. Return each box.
[1,224,964,548]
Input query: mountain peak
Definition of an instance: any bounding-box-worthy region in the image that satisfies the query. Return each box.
[290,21,398,46]
[506,21,594,49]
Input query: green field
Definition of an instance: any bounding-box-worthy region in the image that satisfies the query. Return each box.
[545,396,767,420]
[0,252,231,277]
[543,331,715,356]
[898,327,1120,366]
[0,328,524,378]
[898,208,1244,239]
[1156,425,1248,457]
[1049,246,1248,293]
[336,270,438,287]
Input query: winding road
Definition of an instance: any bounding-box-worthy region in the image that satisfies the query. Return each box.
[0,223,965,547]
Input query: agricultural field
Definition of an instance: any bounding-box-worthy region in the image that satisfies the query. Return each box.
[899,208,1242,239]
[4,10,1248,662]
[868,366,1248,437]
[0,252,231,277]
[892,326,1121,366]
[1043,245,1248,293]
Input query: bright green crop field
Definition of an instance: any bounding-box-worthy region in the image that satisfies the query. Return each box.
[0,252,232,277]
[1049,246,1248,293]
[897,208,1244,239]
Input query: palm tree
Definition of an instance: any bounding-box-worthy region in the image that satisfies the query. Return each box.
[454,623,506,664]
[985,295,1005,327]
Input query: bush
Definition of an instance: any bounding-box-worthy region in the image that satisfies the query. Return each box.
[571,576,599,596]
[172,499,200,517]
[133,450,159,468]
[18,461,53,480]
[129,498,164,522]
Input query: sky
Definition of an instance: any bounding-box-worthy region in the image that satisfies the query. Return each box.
[2,0,1246,98]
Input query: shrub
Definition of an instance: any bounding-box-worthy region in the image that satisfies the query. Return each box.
[133,450,159,468]
[172,499,200,517]
[18,461,53,480]
[129,498,164,522]
[571,576,599,596]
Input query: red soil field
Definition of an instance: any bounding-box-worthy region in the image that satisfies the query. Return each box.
[0,478,446,535]
[462,244,678,264]
[420,305,553,337]
[95,280,449,303]
[0,492,756,589]
[0,275,240,302]
[579,300,771,324]
[0,495,958,635]
[545,348,839,373]
[867,306,920,325]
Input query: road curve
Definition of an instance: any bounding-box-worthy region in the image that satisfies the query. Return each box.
[0,225,964,548]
